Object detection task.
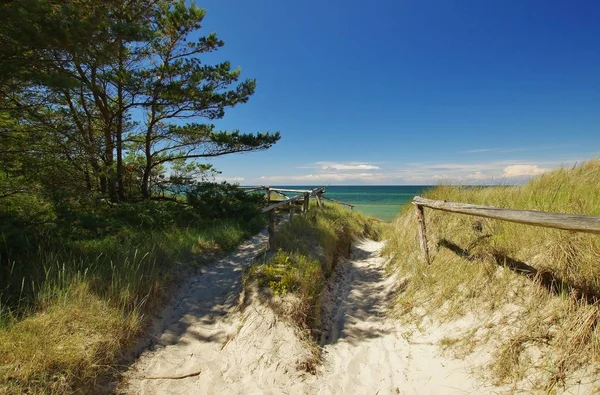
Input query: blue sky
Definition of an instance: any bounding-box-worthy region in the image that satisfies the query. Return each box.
[194,0,600,185]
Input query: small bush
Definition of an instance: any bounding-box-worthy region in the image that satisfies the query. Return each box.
[249,250,322,297]
[186,182,264,221]
[246,203,383,332]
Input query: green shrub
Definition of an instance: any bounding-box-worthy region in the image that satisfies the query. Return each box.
[249,250,322,297]
[0,182,268,393]
[186,182,264,221]
[246,203,384,331]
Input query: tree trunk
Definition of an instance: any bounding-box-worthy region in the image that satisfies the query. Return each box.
[100,175,107,195]
[89,160,103,194]
[104,129,117,201]
[116,40,125,201]
[116,128,124,200]
[84,167,92,191]
[141,169,151,199]
[141,129,153,199]
[142,97,158,200]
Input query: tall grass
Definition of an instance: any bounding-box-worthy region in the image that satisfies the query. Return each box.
[385,158,600,391]
[0,211,264,393]
[246,203,384,333]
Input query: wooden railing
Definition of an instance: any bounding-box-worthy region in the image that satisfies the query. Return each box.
[262,187,325,213]
[322,195,355,209]
[242,186,323,250]
[240,185,358,249]
[413,196,600,264]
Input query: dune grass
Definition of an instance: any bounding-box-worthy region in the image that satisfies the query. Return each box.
[0,202,265,394]
[246,203,385,333]
[385,158,600,391]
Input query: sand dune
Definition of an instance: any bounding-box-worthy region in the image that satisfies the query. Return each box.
[123,235,490,394]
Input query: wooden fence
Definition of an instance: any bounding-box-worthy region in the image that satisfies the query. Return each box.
[240,186,353,250]
[413,196,600,264]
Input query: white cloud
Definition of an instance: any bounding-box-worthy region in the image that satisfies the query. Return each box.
[260,172,381,183]
[214,176,245,183]
[462,146,557,155]
[502,165,549,177]
[467,171,488,180]
[257,161,383,184]
[462,148,495,153]
[245,156,593,185]
[315,161,380,171]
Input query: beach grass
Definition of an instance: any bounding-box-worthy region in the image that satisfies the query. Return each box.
[0,201,265,394]
[384,158,600,391]
[246,203,385,333]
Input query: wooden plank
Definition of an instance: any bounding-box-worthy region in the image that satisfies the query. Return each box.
[267,191,289,203]
[262,193,306,212]
[268,210,276,251]
[322,195,355,208]
[413,196,600,235]
[303,192,310,213]
[289,205,295,222]
[261,187,324,213]
[316,191,323,207]
[269,188,312,194]
[312,187,325,196]
[414,203,430,264]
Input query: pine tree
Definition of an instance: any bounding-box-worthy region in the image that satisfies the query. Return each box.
[0,0,279,201]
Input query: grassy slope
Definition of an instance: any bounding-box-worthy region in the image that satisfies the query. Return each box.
[0,201,264,394]
[246,203,384,334]
[385,159,600,392]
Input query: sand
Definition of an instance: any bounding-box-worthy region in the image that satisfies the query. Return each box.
[123,235,493,394]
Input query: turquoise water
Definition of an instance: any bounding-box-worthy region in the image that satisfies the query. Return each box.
[273,186,433,221]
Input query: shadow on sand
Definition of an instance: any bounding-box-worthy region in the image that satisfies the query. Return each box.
[320,241,408,347]
[112,231,269,389]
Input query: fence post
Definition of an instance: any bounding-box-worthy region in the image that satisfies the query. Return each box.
[289,204,295,222]
[316,191,323,207]
[303,192,310,214]
[268,209,276,251]
[414,203,430,264]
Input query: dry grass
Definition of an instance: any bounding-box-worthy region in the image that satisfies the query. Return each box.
[246,203,385,334]
[0,217,264,394]
[385,158,600,392]
[0,284,141,394]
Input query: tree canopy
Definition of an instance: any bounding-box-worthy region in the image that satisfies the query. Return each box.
[0,0,279,202]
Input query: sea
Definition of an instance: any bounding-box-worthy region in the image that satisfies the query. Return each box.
[272,186,433,222]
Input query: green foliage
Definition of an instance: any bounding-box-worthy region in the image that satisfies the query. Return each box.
[0,194,265,317]
[186,182,265,221]
[0,196,265,392]
[273,203,385,276]
[249,250,322,298]
[0,178,269,318]
[0,0,279,202]
[0,1,278,391]
[246,203,383,331]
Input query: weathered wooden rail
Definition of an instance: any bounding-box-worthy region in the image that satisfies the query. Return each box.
[259,187,325,250]
[240,185,356,250]
[322,195,355,209]
[413,196,600,264]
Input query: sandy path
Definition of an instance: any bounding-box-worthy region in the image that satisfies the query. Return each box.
[314,239,491,395]
[123,230,312,394]
[124,236,490,394]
